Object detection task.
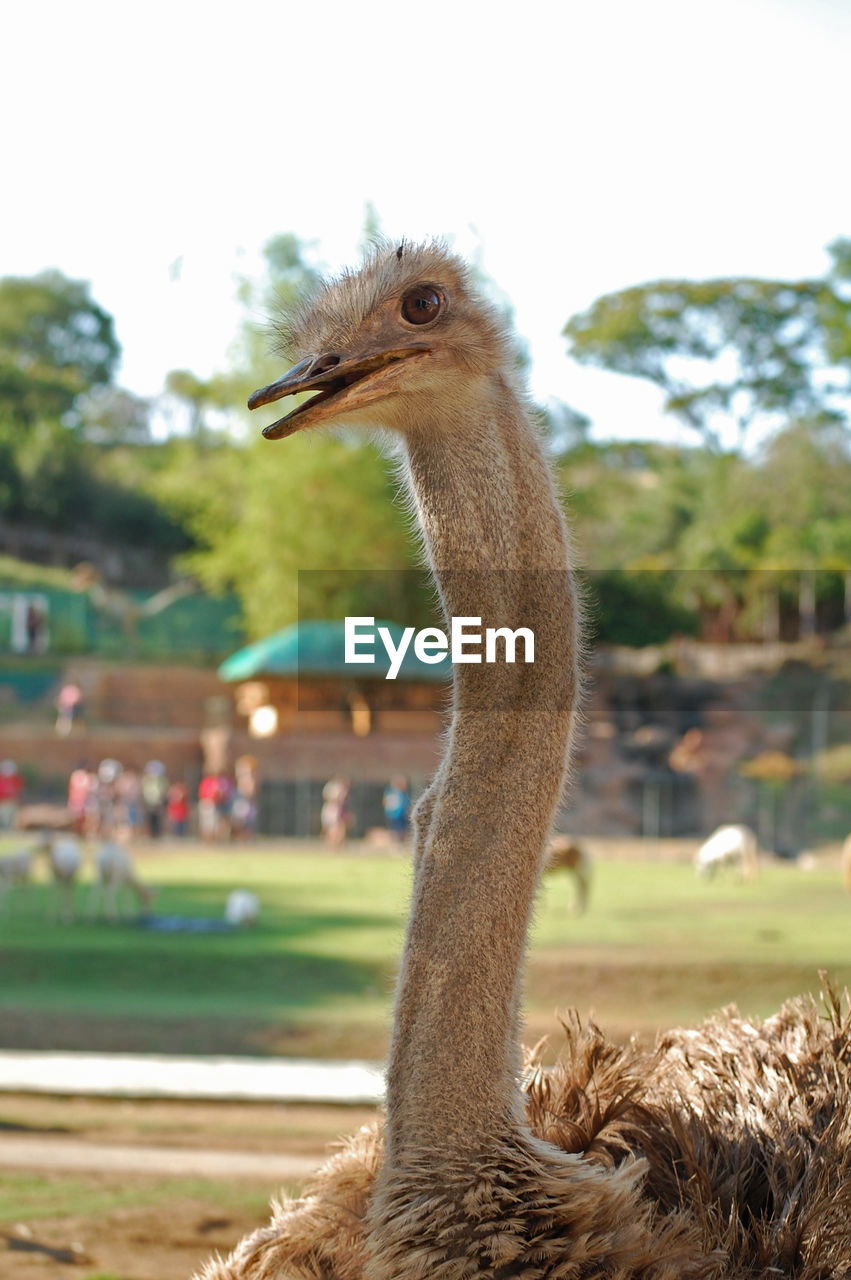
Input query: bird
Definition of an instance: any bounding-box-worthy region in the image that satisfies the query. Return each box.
[194,242,851,1280]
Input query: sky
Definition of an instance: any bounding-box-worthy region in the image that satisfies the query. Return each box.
[4,0,851,446]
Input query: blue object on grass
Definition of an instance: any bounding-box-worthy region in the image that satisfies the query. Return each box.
[139,915,234,933]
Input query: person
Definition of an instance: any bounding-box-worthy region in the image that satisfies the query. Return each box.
[215,771,234,840]
[321,777,351,848]
[167,779,191,837]
[198,773,221,841]
[117,766,143,836]
[55,683,83,736]
[0,760,23,830]
[231,755,258,839]
[142,761,168,839]
[26,602,46,653]
[382,775,410,842]
[67,764,91,834]
[95,758,123,835]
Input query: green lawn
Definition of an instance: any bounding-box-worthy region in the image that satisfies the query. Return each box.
[1,841,848,1055]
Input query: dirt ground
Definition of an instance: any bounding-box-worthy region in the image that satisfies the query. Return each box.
[4,1187,270,1280]
[0,1097,378,1280]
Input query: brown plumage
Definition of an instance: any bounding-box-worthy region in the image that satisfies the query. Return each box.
[195,242,851,1280]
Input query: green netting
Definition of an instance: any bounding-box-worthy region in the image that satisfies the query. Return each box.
[0,582,243,661]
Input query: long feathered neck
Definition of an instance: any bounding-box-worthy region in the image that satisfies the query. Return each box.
[385,373,580,1160]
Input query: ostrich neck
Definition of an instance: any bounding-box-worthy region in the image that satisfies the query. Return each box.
[386,380,580,1160]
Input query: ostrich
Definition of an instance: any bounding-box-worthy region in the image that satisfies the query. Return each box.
[195,243,851,1279]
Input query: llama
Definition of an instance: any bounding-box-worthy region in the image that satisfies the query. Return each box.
[694,823,759,881]
[39,834,83,923]
[88,840,155,921]
[545,834,591,913]
[0,847,33,915]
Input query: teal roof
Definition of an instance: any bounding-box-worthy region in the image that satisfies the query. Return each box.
[218,619,451,682]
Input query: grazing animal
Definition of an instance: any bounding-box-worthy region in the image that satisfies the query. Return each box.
[41,834,82,923]
[0,847,33,914]
[694,823,758,881]
[88,840,155,921]
[545,834,591,913]
[195,243,851,1279]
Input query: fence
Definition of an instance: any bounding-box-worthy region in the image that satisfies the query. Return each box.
[0,583,243,662]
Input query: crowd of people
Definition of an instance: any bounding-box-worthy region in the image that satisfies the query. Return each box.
[64,756,259,842]
[2,756,410,845]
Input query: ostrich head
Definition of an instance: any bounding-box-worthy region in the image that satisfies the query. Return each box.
[248,241,516,439]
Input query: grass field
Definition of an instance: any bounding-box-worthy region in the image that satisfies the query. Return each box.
[1,837,848,1056]
[1,836,849,1279]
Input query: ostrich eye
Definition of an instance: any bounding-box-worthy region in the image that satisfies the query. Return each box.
[401,286,442,326]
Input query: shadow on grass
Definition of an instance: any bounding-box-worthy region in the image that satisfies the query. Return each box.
[0,884,399,1029]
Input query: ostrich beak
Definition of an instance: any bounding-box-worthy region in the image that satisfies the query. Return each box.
[249,344,430,439]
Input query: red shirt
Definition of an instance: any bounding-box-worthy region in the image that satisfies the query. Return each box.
[0,771,23,802]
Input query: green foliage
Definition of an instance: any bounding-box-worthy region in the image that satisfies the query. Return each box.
[559,422,851,642]
[0,268,189,565]
[564,261,851,448]
[78,384,151,444]
[0,270,120,428]
[164,432,417,638]
[583,568,697,645]
[0,554,75,587]
[4,227,850,650]
[156,231,424,636]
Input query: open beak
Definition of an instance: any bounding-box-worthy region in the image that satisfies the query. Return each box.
[248,343,430,439]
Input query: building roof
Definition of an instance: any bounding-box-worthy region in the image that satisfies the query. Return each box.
[218,619,451,683]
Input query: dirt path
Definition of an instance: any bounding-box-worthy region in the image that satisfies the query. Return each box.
[0,1132,320,1179]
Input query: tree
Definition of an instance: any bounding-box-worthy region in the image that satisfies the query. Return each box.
[151,432,419,638]
[563,250,851,449]
[164,232,326,443]
[155,232,421,636]
[77,385,151,445]
[0,271,186,562]
[0,270,120,429]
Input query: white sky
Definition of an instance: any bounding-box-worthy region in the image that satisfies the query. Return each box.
[4,0,850,445]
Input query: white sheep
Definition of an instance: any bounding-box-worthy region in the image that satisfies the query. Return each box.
[694,823,758,882]
[0,847,33,915]
[88,840,155,921]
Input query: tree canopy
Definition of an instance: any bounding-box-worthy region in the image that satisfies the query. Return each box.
[0,270,120,428]
[4,224,851,648]
[564,241,851,450]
